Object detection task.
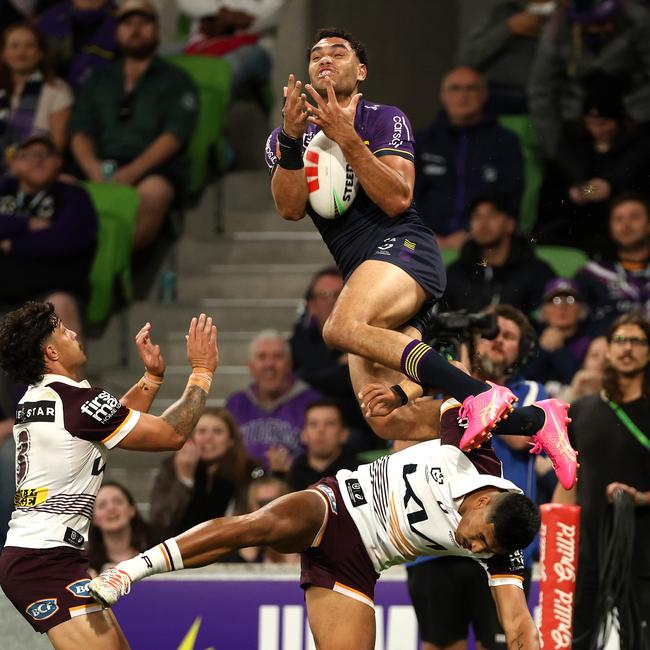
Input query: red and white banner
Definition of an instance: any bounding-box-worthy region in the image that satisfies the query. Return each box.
[538,504,581,649]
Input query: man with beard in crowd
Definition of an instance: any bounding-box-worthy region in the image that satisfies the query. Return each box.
[69,0,197,251]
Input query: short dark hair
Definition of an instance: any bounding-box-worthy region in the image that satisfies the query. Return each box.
[308,27,368,66]
[0,302,59,385]
[467,193,518,221]
[306,266,342,300]
[608,191,650,220]
[489,492,541,554]
[305,398,345,424]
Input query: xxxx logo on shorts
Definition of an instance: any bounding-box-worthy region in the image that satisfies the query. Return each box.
[26,598,59,620]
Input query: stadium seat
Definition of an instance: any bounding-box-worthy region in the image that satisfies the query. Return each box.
[499,114,545,234]
[84,182,139,324]
[164,54,231,195]
[440,248,459,266]
[536,245,588,278]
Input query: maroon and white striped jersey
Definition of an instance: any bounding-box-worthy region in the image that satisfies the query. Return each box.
[5,374,140,550]
[336,399,525,588]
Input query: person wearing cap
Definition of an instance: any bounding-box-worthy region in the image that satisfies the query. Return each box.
[575,192,650,334]
[69,0,198,251]
[443,194,555,317]
[526,279,593,386]
[535,72,650,252]
[0,133,97,336]
[37,0,118,89]
[529,0,650,159]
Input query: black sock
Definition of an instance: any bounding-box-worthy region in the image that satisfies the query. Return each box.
[493,405,545,436]
[400,340,489,401]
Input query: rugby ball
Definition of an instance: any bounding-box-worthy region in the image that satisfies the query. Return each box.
[303,130,359,219]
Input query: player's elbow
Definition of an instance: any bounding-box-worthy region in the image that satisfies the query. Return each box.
[384,195,411,218]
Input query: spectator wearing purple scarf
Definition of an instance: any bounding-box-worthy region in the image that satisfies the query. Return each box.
[37,0,118,89]
[0,22,72,162]
[225,330,322,474]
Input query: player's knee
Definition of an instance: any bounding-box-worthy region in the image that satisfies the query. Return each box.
[323,313,362,351]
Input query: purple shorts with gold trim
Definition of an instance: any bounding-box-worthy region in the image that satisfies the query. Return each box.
[300,477,379,608]
[0,546,102,633]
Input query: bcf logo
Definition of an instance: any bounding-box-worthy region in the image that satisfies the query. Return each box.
[66,579,91,598]
[26,598,59,620]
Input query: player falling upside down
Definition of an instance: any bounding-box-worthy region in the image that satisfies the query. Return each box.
[0,302,217,650]
[266,26,577,488]
[90,399,542,650]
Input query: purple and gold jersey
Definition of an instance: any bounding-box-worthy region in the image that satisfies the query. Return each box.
[335,400,526,588]
[5,374,140,550]
[266,100,429,281]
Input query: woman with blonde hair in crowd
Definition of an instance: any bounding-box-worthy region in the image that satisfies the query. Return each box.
[0,22,72,160]
[151,407,259,536]
[87,482,161,576]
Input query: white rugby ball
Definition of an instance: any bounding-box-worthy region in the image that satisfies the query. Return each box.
[303,130,359,219]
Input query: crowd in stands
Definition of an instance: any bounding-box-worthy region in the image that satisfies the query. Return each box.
[0,0,649,646]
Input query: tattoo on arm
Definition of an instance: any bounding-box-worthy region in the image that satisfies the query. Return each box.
[161,385,207,441]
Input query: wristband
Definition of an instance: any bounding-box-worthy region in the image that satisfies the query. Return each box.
[277,129,304,170]
[138,372,163,392]
[188,367,214,394]
[390,384,409,406]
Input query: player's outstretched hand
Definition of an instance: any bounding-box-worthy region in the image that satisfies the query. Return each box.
[186,314,218,372]
[135,322,165,378]
[359,383,401,418]
[282,73,309,139]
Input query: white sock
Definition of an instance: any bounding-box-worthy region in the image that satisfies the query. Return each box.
[117,538,184,582]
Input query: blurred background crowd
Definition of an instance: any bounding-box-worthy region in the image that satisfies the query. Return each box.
[0,1,649,648]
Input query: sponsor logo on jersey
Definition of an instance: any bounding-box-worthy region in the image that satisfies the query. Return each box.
[345,479,367,507]
[15,400,55,424]
[316,484,338,514]
[430,467,444,485]
[26,598,59,620]
[14,487,48,507]
[63,527,85,548]
[391,115,405,147]
[80,391,121,424]
[375,237,396,255]
[66,579,91,598]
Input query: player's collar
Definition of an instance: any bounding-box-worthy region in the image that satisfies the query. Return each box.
[39,373,91,389]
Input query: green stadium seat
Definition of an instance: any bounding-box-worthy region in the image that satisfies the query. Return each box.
[440,248,459,266]
[164,54,231,195]
[536,245,588,278]
[83,182,139,324]
[499,114,545,234]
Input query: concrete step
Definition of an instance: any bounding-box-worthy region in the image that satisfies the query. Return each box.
[129,299,300,338]
[162,330,290,366]
[178,231,333,269]
[222,209,314,233]
[101,364,250,403]
[177,264,322,300]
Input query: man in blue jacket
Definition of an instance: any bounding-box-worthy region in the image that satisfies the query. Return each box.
[414,66,523,249]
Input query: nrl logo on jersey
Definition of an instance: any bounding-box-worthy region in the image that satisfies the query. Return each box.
[80,391,121,424]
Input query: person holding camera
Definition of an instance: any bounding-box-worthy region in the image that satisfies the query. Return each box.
[405,304,545,650]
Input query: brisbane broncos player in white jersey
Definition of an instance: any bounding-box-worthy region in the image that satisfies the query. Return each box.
[0,301,218,650]
[89,399,541,650]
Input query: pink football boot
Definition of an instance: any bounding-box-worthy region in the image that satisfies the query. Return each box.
[529,399,578,490]
[458,382,518,451]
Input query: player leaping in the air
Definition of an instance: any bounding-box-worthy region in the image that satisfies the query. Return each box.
[89,399,543,650]
[265,27,577,489]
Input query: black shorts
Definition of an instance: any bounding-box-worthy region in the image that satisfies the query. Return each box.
[364,222,446,300]
[0,546,101,634]
[300,477,379,608]
[406,556,504,648]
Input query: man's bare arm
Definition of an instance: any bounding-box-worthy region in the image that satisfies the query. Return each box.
[492,583,540,649]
